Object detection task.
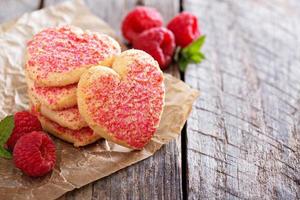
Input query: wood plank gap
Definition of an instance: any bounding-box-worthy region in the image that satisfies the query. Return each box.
[136,0,144,6]
[181,123,188,200]
[179,0,184,12]
[177,0,188,199]
[176,0,188,199]
[39,0,44,9]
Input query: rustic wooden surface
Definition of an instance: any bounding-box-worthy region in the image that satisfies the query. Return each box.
[0,0,182,200]
[1,0,300,199]
[0,0,41,22]
[185,0,300,199]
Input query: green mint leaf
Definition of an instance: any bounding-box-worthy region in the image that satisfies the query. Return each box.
[0,115,14,159]
[0,115,14,144]
[199,52,206,60]
[178,58,189,72]
[182,35,206,55]
[0,147,12,159]
[177,35,206,72]
[190,52,204,63]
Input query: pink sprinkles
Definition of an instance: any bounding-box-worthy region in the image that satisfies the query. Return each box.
[31,83,77,105]
[27,26,118,78]
[85,59,164,148]
[55,106,86,125]
[31,109,95,142]
[43,116,94,141]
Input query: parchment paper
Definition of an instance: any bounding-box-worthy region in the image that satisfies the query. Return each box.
[0,0,199,199]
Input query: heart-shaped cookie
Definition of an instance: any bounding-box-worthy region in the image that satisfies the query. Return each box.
[38,114,101,147]
[40,105,88,131]
[29,100,101,147]
[77,49,165,149]
[26,26,121,87]
[26,74,77,110]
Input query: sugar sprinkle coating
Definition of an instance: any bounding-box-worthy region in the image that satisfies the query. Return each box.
[78,50,164,149]
[40,105,88,130]
[26,73,77,110]
[38,114,101,147]
[26,26,121,86]
[29,102,100,147]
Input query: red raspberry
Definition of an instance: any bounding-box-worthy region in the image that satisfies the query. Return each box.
[13,131,56,177]
[133,27,175,69]
[121,6,163,43]
[167,12,200,48]
[6,111,42,150]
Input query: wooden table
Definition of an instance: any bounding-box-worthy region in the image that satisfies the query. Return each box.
[1,0,300,199]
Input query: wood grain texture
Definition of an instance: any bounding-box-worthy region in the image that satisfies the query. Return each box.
[42,0,182,199]
[184,0,300,199]
[44,0,136,37]
[143,0,180,23]
[0,0,41,23]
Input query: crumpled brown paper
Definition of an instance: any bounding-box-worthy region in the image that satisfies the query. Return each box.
[0,0,199,199]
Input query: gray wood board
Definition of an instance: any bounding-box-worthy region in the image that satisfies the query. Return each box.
[184,0,300,199]
[0,0,41,23]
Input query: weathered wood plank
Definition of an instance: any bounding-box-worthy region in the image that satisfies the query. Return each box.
[0,0,41,23]
[143,0,180,23]
[57,184,93,200]
[44,0,137,37]
[185,0,300,199]
[44,0,182,199]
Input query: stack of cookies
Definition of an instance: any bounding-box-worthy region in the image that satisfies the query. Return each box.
[25,26,121,147]
[25,26,165,149]
[76,50,165,149]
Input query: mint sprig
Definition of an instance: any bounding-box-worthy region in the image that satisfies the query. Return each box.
[176,35,206,72]
[0,115,14,159]
[0,147,12,159]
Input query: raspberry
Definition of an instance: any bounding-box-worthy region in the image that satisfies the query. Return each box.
[133,27,175,69]
[13,131,56,177]
[167,12,200,48]
[121,6,163,43]
[6,111,42,150]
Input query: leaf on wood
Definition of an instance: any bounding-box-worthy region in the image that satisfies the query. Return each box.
[0,115,14,159]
